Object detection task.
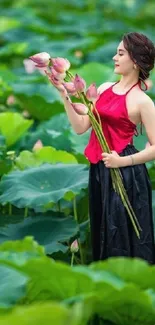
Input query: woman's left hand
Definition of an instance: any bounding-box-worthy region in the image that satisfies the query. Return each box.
[101,151,122,168]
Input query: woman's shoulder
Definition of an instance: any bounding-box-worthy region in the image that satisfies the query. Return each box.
[97,82,115,95]
[136,88,154,107]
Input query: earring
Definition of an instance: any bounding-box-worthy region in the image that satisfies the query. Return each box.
[133,64,137,69]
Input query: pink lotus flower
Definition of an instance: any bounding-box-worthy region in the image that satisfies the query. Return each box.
[23,59,36,74]
[63,82,77,95]
[72,103,88,115]
[23,59,46,75]
[50,75,62,86]
[51,67,66,81]
[51,57,70,73]
[86,83,98,103]
[45,70,62,86]
[73,74,86,93]
[29,52,50,67]
[6,95,15,105]
[70,239,79,253]
[33,140,43,151]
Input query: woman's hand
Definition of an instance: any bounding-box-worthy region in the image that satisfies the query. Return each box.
[50,79,67,94]
[45,70,67,95]
[101,150,122,168]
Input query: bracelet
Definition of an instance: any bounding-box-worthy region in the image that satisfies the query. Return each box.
[130,155,134,166]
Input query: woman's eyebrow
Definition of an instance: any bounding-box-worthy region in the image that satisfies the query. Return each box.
[117,48,126,52]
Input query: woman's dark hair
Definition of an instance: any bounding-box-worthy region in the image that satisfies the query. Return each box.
[123,32,155,81]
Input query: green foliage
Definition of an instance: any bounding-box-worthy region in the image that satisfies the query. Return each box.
[0,216,79,254]
[0,163,88,209]
[0,238,155,323]
[0,112,33,147]
[15,146,78,170]
[0,264,28,309]
[0,303,85,325]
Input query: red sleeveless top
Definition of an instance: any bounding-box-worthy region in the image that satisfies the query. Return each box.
[84,81,141,163]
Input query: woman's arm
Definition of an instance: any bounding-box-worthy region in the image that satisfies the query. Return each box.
[59,81,114,135]
[102,96,155,168]
[120,97,155,167]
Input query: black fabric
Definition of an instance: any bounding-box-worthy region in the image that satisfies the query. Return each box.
[88,144,155,264]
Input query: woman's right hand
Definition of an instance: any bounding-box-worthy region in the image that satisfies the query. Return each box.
[49,76,67,96]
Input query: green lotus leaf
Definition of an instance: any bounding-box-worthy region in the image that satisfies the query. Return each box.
[0,112,33,147]
[0,264,28,309]
[95,284,155,325]
[16,113,73,154]
[12,83,64,120]
[15,150,39,169]
[0,253,94,304]
[74,262,155,324]
[0,238,45,269]
[69,129,90,155]
[0,303,70,325]
[0,17,20,34]
[19,258,95,303]
[90,257,155,290]
[0,163,89,209]
[0,42,28,58]
[72,62,115,85]
[0,302,89,325]
[15,146,77,170]
[0,237,44,256]
[0,216,78,254]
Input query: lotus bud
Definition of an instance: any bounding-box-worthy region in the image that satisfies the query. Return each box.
[51,67,66,81]
[37,67,46,76]
[86,83,98,103]
[51,57,70,73]
[6,95,15,105]
[22,110,30,118]
[70,240,79,253]
[73,74,86,93]
[72,103,88,115]
[63,82,77,95]
[47,72,62,86]
[33,140,43,151]
[29,52,50,67]
[23,59,36,74]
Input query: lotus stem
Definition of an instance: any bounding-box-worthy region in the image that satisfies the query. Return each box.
[24,207,28,218]
[8,203,12,216]
[57,201,61,212]
[71,253,75,267]
[73,197,85,264]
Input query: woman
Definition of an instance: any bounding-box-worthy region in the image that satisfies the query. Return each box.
[56,32,155,264]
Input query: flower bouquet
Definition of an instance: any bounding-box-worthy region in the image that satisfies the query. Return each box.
[29,52,142,238]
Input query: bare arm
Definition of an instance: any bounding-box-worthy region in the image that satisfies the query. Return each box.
[60,82,114,135]
[120,97,155,167]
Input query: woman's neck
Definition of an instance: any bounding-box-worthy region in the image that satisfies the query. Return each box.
[117,75,139,90]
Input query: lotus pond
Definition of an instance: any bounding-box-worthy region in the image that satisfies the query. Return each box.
[0,0,155,324]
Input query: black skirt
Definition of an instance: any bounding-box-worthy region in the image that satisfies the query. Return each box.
[88,144,155,264]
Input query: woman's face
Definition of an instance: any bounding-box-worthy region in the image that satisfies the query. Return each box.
[113,40,135,76]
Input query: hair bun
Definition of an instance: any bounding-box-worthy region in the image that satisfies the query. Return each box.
[123,32,155,81]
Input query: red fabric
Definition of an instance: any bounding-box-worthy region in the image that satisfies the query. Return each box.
[84,81,140,163]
